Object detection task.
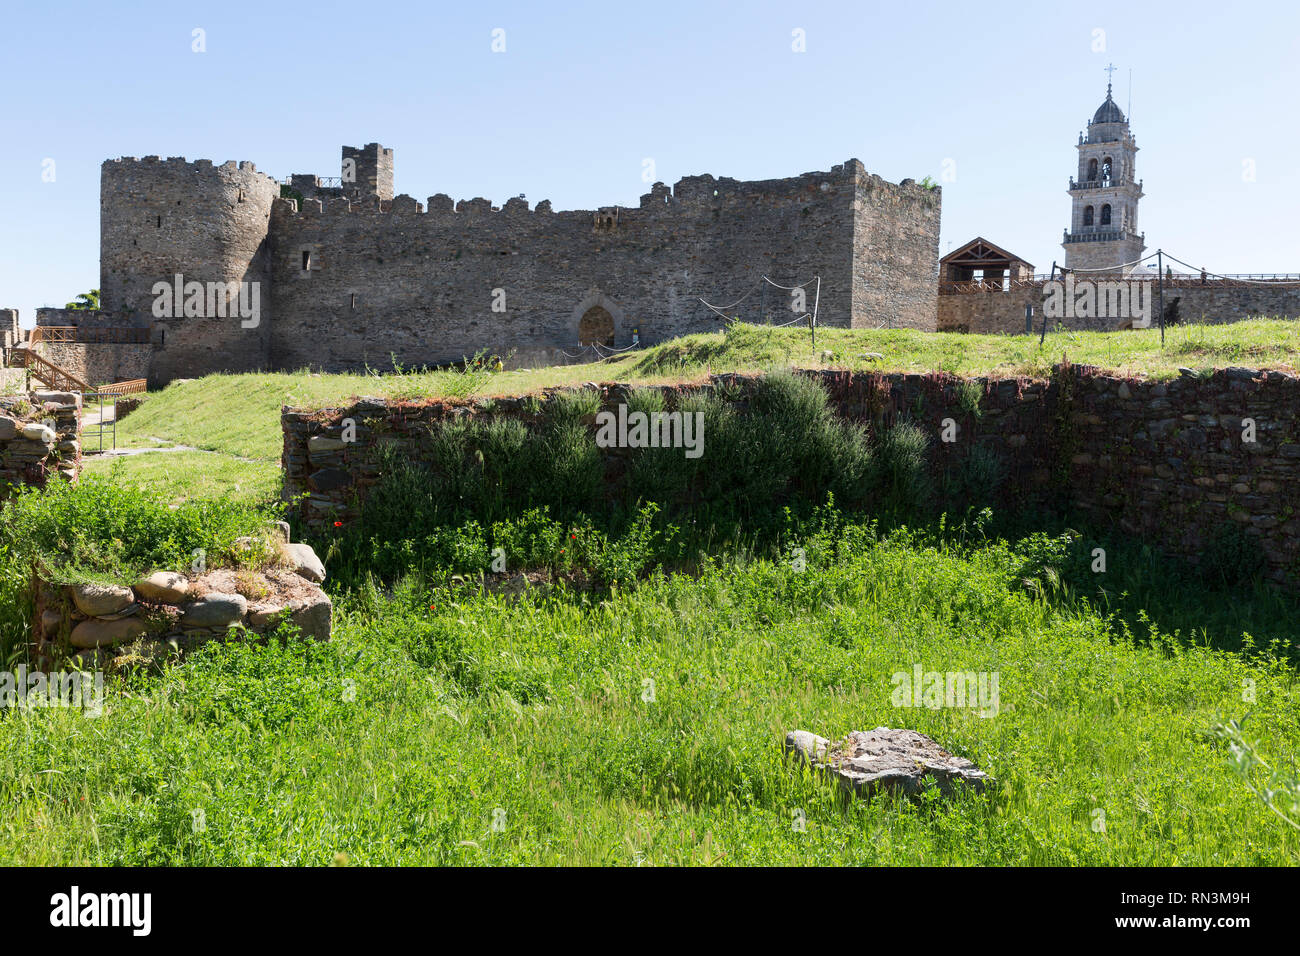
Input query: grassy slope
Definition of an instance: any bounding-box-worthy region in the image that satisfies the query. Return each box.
[83,319,1300,505]
[2,538,1295,865]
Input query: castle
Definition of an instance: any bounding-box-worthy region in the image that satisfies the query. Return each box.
[30,147,941,386]
[11,79,1297,389]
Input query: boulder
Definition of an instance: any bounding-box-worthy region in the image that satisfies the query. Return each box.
[288,591,332,641]
[134,571,190,604]
[181,592,248,628]
[40,608,63,637]
[70,582,135,617]
[784,727,991,799]
[69,616,149,649]
[273,520,291,544]
[0,416,17,441]
[282,542,326,583]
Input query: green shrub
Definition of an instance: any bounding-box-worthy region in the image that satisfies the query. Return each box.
[0,470,269,585]
[872,420,931,519]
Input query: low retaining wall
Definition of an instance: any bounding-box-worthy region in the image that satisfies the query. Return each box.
[938,281,1300,333]
[282,365,1300,589]
[1,391,81,491]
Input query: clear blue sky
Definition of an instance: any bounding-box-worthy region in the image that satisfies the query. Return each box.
[3,0,1298,322]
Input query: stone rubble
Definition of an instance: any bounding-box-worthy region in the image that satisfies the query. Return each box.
[784,727,992,799]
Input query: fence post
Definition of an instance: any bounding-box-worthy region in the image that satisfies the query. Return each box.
[1157,249,1165,345]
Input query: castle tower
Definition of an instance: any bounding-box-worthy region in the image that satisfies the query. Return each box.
[341,143,394,201]
[100,156,280,384]
[1062,75,1145,274]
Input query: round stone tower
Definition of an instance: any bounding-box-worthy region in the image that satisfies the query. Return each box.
[100,156,280,384]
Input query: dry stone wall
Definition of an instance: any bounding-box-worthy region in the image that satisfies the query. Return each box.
[282,365,1300,590]
[0,392,81,491]
[32,529,331,671]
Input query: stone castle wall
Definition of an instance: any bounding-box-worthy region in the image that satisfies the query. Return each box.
[938,280,1300,333]
[100,157,279,385]
[93,152,938,382]
[265,160,939,373]
[852,174,940,330]
[281,366,1300,590]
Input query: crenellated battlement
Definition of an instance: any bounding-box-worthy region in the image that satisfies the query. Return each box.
[269,158,932,227]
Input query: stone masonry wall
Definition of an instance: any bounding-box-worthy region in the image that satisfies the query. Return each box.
[100,157,280,385]
[852,174,940,331]
[265,160,938,373]
[938,280,1300,333]
[282,366,1300,590]
[0,392,81,491]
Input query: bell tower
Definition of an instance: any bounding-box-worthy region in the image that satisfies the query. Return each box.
[1063,67,1145,274]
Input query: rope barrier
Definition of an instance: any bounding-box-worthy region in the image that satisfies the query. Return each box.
[1159,252,1300,287]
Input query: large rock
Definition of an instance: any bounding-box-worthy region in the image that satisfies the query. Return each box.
[70,616,149,649]
[281,542,326,583]
[70,582,135,617]
[134,571,190,604]
[784,728,991,798]
[181,592,248,628]
[0,416,17,441]
[288,591,332,641]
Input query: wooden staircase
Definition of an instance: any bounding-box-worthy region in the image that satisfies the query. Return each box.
[4,343,147,395]
[6,344,90,392]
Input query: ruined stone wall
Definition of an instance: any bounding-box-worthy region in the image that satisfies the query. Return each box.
[1064,365,1300,587]
[0,392,81,491]
[265,160,936,373]
[1,309,22,349]
[938,281,1300,333]
[100,157,280,385]
[31,528,331,670]
[282,365,1300,590]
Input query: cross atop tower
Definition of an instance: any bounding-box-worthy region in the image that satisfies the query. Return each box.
[1104,62,1117,95]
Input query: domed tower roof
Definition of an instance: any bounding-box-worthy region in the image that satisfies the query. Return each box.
[1092,84,1126,125]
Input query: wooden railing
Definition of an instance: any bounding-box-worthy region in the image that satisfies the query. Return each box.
[7,347,90,392]
[94,378,147,396]
[30,326,151,345]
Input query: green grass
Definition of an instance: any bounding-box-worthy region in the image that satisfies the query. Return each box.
[104,319,1300,477]
[81,452,278,507]
[7,320,1296,866]
[2,534,1295,865]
